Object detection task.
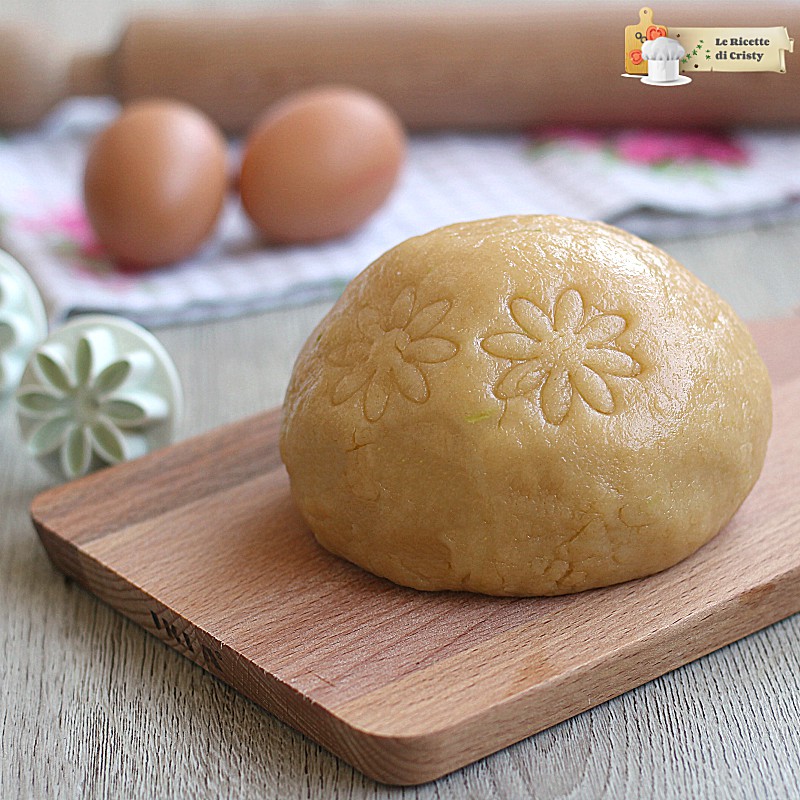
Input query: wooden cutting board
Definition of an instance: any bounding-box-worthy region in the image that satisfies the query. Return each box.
[31,317,800,786]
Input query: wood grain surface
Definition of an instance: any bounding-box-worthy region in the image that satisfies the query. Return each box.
[28,312,800,784]
[3,223,800,797]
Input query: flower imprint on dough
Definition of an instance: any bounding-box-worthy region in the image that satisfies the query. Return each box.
[481,287,641,425]
[329,287,458,422]
[16,329,169,478]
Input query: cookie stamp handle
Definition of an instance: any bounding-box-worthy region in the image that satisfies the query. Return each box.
[0,250,48,399]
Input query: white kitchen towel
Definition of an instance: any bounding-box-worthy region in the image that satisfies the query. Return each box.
[1,99,799,327]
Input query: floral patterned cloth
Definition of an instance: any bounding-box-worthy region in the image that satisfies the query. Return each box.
[2,99,800,327]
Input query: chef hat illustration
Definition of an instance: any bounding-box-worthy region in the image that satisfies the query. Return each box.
[642,37,685,61]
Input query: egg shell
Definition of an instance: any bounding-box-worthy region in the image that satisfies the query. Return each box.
[239,87,406,244]
[83,99,228,270]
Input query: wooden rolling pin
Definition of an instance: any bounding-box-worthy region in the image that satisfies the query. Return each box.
[1,3,798,133]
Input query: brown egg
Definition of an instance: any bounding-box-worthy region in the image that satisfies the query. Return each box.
[83,99,228,270]
[240,87,406,244]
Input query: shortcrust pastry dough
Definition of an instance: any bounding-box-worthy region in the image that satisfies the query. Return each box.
[280,216,772,595]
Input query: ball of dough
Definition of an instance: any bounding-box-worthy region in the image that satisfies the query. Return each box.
[280,216,772,596]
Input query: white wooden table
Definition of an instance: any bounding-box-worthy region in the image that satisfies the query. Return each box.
[2,222,800,798]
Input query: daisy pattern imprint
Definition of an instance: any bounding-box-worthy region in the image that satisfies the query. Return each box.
[16,315,182,480]
[329,286,458,422]
[482,287,641,425]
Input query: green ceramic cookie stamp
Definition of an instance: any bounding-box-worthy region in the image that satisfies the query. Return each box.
[16,315,182,480]
[0,250,48,399]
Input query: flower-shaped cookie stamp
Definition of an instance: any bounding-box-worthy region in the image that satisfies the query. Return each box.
[0,250,48,399]
[329,286,458,422]
[16,315,182,480]
[482,287,641,425]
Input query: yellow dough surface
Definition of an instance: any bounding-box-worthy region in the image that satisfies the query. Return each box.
[280,216,772,596]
